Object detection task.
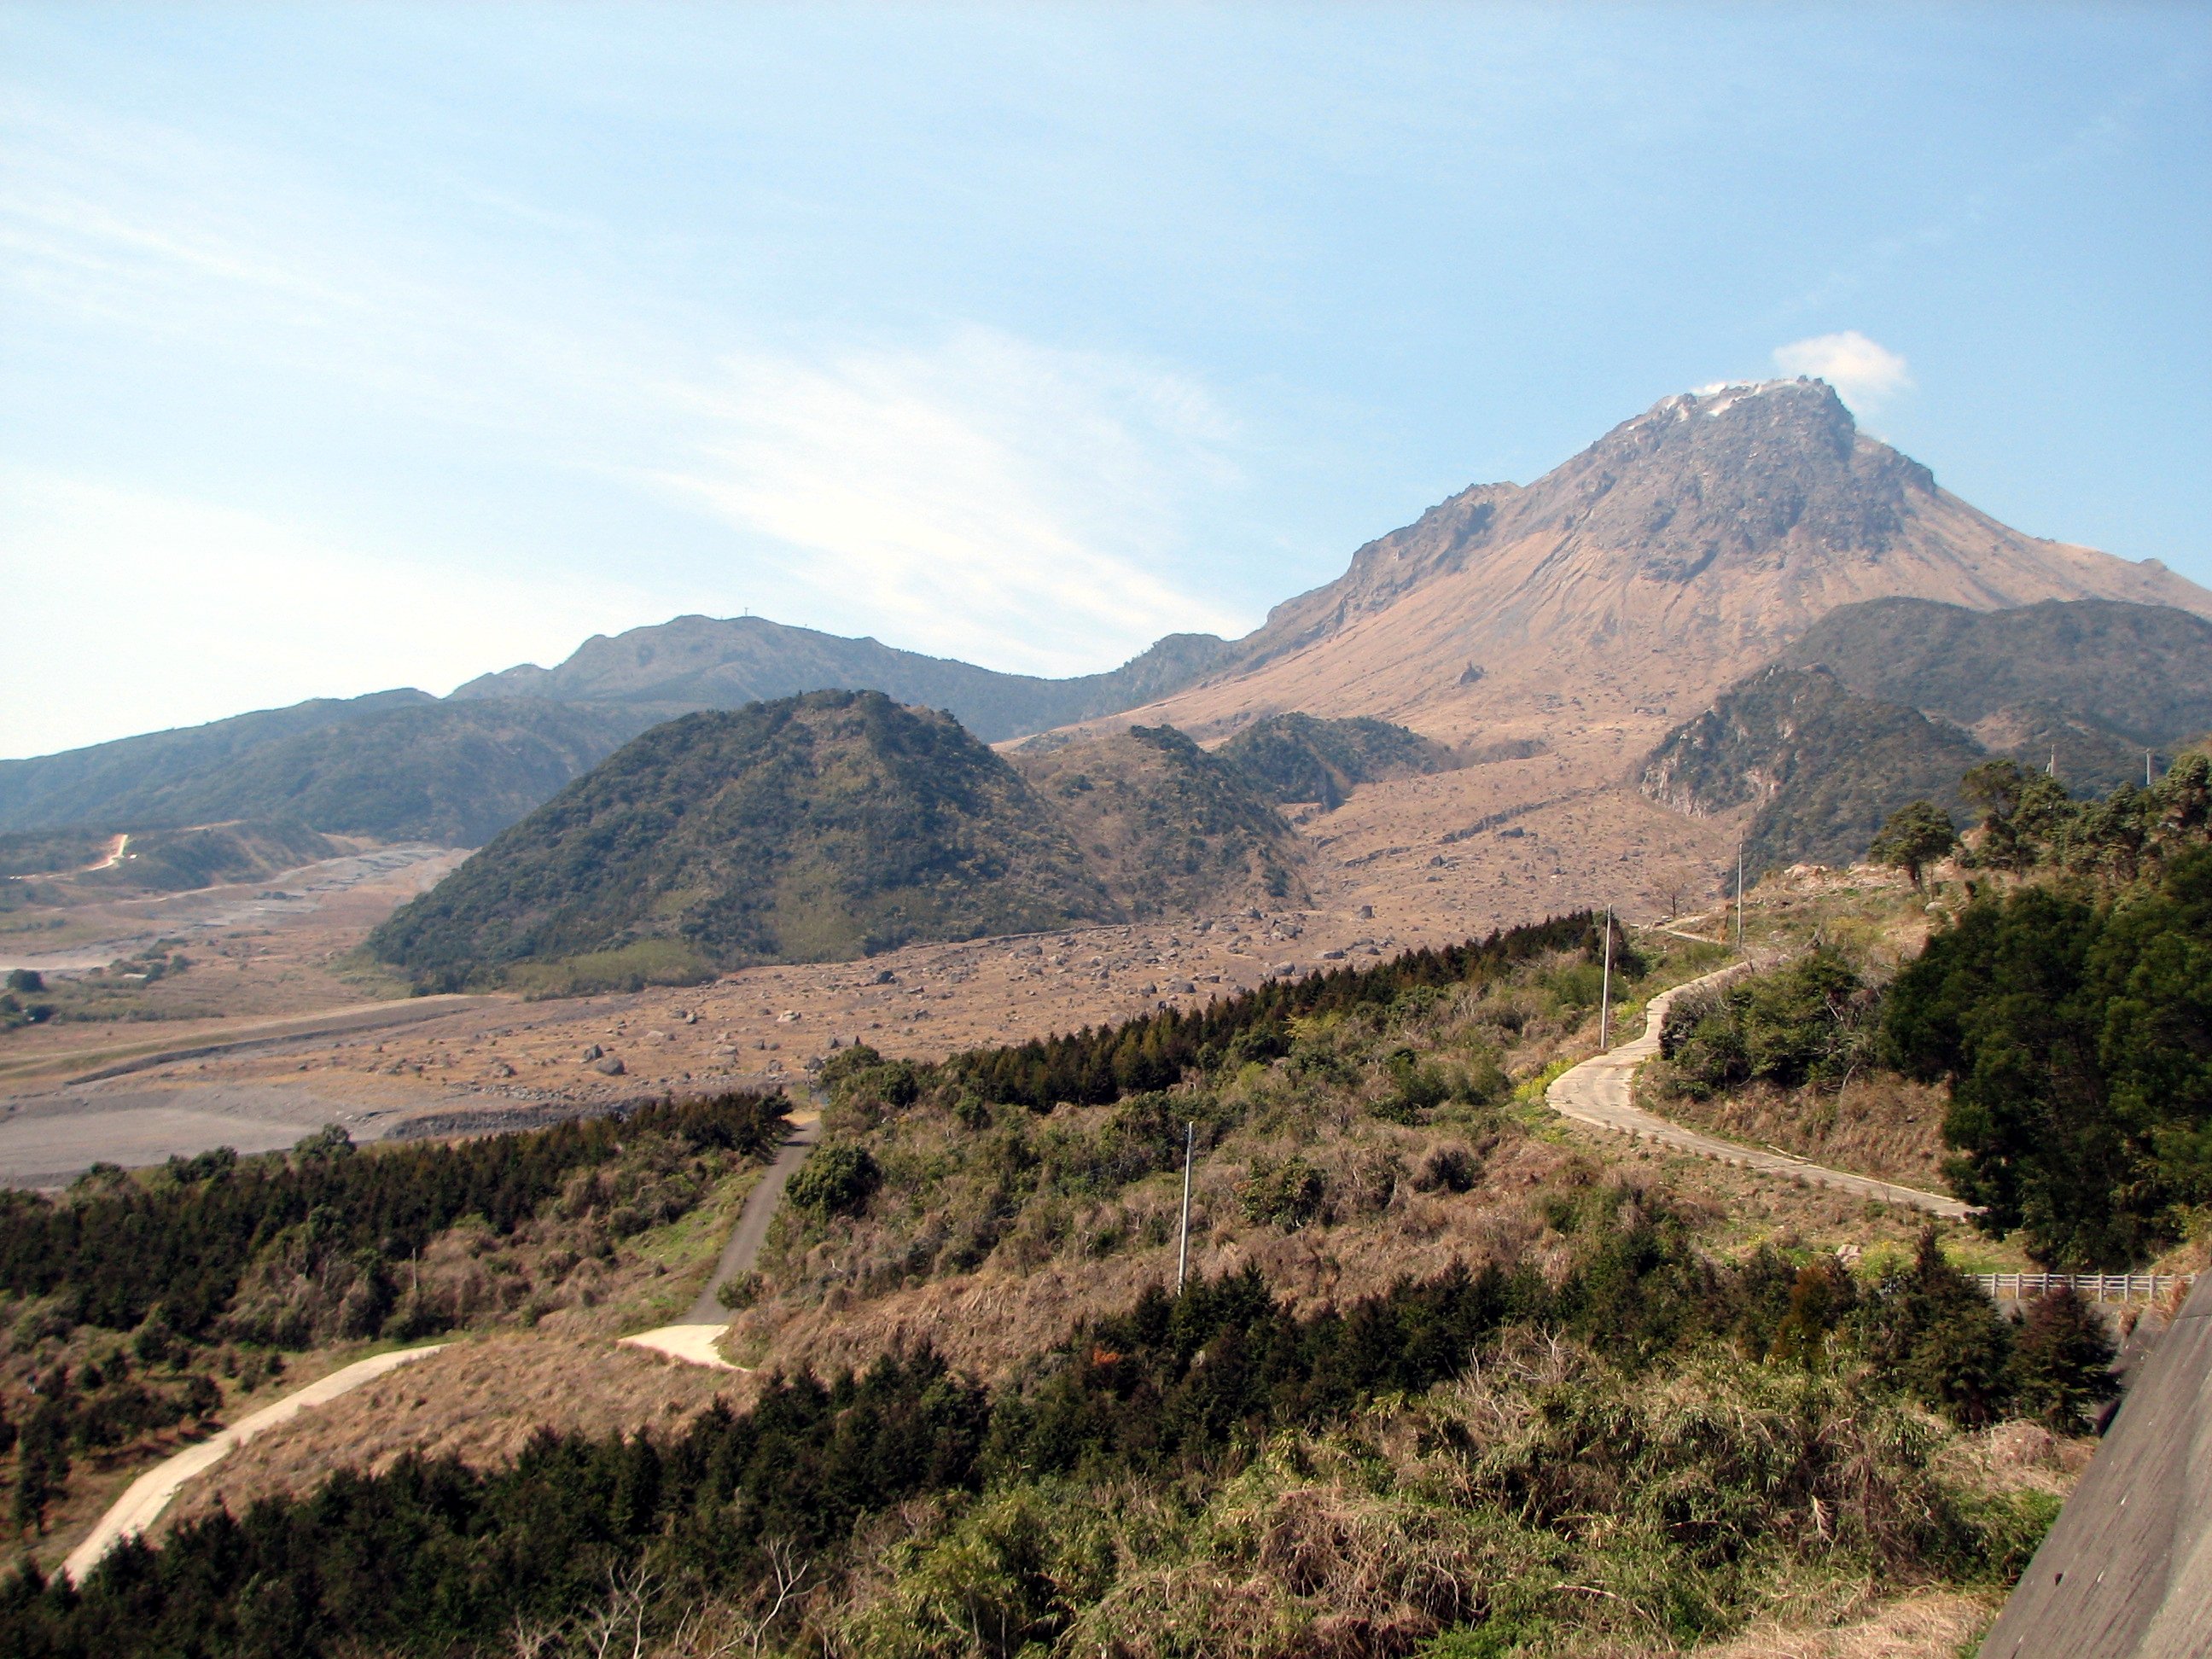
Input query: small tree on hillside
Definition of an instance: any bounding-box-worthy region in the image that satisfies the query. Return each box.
[1869,800,1959,889]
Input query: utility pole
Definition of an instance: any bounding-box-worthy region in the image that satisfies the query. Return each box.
[1734,854,1744,953]
[1176,1121,1195,1293]
[1598,905,1614,1050]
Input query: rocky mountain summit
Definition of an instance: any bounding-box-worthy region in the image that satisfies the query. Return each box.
[1130,379,2209,749]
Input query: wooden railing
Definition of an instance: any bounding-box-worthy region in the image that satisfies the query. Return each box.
[1972,1272,2195,1303]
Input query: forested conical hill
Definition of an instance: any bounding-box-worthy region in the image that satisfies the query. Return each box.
[1215,711,1459,807]
[1010,723,1310,918]
[369,690,1120,985]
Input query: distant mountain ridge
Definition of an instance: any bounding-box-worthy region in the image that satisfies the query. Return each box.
[0,697,661,847]
[451,615,1237,744]
[1,629,1237,847]
[12,377,2210,870]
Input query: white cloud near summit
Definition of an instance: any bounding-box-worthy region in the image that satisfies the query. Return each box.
[1772,331,1913,413]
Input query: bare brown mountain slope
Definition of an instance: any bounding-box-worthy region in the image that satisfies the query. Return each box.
[1121,379,2208,763]
[1071,377,2209,919]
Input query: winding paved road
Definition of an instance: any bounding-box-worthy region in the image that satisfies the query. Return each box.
[1546,965,1976,1220]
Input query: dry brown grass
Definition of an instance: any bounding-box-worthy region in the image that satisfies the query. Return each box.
[722,1127,1575,1385]
[1676,1589,1996,1659]
[1643,1072,1953,1190]
[163,1333,748,1534]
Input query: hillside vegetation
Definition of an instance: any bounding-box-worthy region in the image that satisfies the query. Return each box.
[3,910,2117,1658]
[1640,598,2212,870]
[0,1092,789,1548]
[1012,724,1308,917]
[1648,748,2212,1272]
[1216,712,1458,808]
[370,692,1120,989]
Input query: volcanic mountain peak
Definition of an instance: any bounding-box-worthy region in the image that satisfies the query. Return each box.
[1548,377,1934,577]
[1130,377,2211,757]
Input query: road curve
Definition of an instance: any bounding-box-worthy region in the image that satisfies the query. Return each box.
[65,1342,447,1583]
[620,1104,824,1369]
[1546,965,1976,1220]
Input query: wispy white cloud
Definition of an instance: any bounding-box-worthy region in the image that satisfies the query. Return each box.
[2,94,1260,710]
[1772,330,1912,413]
[0,469,671,759]
[654,327,1253,678]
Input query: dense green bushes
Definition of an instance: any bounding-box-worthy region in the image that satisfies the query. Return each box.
[1962,750,2210,882]
[1658,948,1878,1100]
[1885,846,2212,1267]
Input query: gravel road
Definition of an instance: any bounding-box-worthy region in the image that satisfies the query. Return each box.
[1545,964,1976,1220]
[64,1344,447,1583]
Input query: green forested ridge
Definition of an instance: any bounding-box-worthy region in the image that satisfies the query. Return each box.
[1638,665,1984,870]
[1780,597,2212,777]
[1010,722,1307,918]
[0,697,659,848]
[0,1216,2095,1658]
[0,690,437,833]
[1642,597,2212,871]
[370,692,1120,987]
[1216,712,1458,808]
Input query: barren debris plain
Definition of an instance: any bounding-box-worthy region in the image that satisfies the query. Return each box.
[3,380,2209,1659]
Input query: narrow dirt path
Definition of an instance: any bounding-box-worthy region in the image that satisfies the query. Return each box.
[64,1342,446,1583]
[620,1105,824,1369]
[1547,965,1976,1220]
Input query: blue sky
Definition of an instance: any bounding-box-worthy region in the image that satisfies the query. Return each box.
[3,3,2208,759]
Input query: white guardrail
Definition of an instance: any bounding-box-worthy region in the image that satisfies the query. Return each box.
[1972,1272,2196,1303]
